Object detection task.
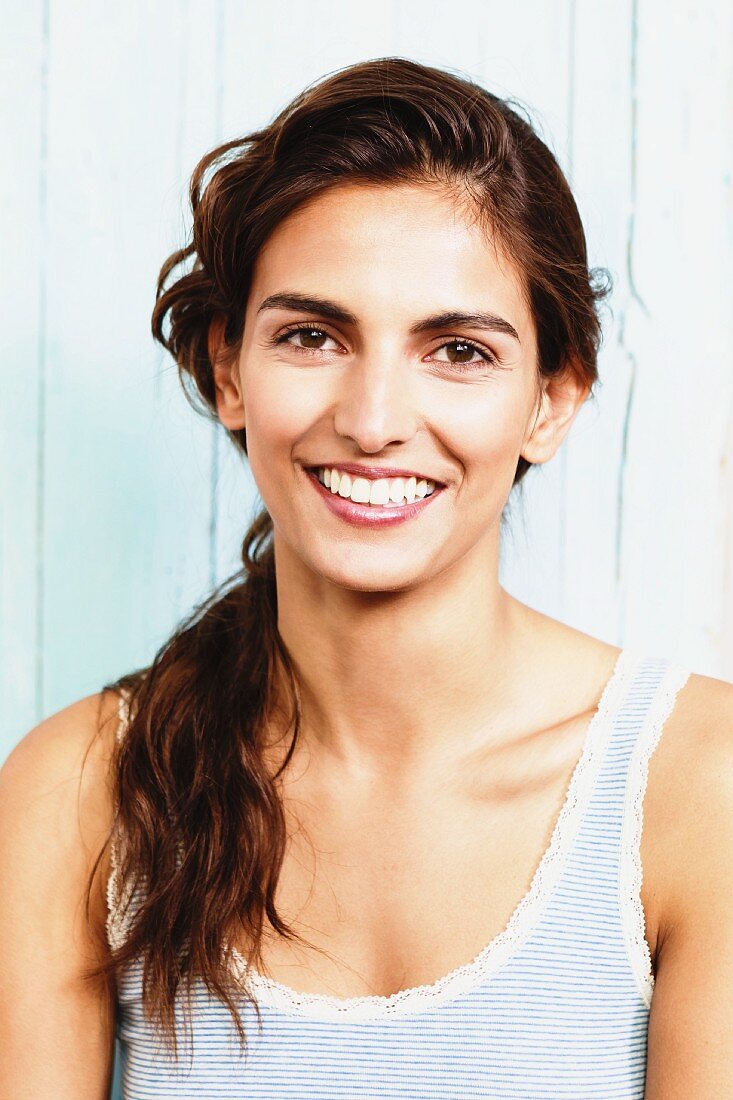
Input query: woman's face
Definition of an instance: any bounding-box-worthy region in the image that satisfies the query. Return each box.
[216,181,575,593]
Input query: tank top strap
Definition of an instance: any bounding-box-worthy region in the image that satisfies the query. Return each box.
[563,648,691,1006]
[115,686,132,741]
[587,649,690,839]
[107,687,138,953]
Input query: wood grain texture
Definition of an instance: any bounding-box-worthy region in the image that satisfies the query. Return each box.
[2,0,731,755]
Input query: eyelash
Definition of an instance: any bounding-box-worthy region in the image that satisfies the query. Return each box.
[270,323,500,371]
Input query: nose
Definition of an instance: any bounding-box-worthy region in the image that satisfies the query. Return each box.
[331,352,419,453]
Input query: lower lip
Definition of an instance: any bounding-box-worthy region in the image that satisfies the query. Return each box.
[305,470,445,528]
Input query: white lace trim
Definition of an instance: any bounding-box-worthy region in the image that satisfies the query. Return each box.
[106,687,136,953]
[620,661,691,1009]
[227,646,640,1021]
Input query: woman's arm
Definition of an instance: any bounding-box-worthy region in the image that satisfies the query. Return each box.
[644,675,733,1097]
[0,692,119,1100]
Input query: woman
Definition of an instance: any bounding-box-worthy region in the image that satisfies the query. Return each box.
[1,57,731,1100]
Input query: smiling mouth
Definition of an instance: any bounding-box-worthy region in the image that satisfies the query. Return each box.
[307,465,440,507]
[304,467,445,527]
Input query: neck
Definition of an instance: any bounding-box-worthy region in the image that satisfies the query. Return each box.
[269,531,549,784]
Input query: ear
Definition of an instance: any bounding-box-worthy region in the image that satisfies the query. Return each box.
[208,314,246,430]
[520,362,591,465]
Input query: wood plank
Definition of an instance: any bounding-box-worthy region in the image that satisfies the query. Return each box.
[0,2,46,760]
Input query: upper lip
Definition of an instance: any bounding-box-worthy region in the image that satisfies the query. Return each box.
[306,462,445,486]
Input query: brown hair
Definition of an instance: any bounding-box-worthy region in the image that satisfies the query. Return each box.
[85,56,612,1059]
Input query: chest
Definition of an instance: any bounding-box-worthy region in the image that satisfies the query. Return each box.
[244,730,665,1000]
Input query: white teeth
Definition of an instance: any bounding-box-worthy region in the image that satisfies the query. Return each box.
[316,467,438,507]
[337,472,352,498]
[350,477,371,504]
[369,479,390,506]
[388,477,406,503]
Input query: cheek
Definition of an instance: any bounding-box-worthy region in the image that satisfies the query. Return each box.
[243,373,310,459]
[434,388,528,479]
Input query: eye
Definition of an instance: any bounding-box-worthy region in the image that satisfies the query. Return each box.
[272,325,342,353]
[428,339,498,370]
[270,325,501,372]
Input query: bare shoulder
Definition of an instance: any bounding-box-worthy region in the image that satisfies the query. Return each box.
[0,691,123,1097]
[0,689,122,929]
[646,668,733,835]
[645,669,733,898]
[0,689,120,807]
[642,668,733,1096]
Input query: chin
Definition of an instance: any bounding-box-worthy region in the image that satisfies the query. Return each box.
[312,554,431,596]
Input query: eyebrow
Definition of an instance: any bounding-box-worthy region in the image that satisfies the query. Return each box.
[257,292,521,344]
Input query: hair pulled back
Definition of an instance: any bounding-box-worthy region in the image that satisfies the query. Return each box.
[86,56,611,1059]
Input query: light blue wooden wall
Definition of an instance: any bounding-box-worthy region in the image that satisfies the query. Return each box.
[2,2,732,1090]
[5,0,732,766]
[4,0,733,748]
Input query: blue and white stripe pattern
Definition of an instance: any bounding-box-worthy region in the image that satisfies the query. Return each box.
[109,649,690,1098]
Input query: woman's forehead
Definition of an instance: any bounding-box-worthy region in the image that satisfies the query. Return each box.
[248,182,530,331]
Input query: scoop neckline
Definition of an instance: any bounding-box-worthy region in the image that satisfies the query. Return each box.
[227,646,639,1021]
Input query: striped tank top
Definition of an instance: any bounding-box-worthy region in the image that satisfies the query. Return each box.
[107,647,690,1099]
